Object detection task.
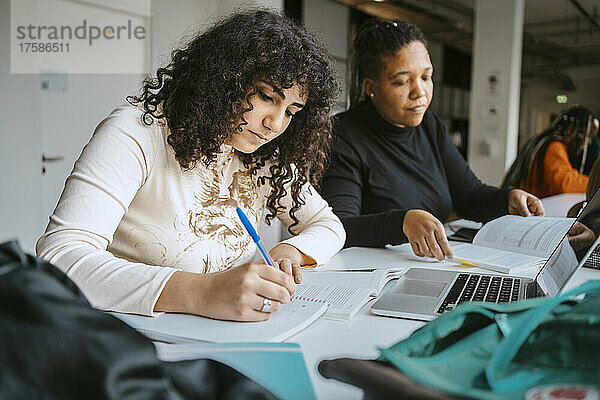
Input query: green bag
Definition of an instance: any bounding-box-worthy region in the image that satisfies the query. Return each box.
[379,280,600,400]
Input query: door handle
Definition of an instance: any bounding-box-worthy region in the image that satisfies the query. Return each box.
[42,154,64,162]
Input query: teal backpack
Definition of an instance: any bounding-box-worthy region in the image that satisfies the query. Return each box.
[379,280,600,399]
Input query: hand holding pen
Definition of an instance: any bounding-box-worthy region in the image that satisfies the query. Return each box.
[155,206,295,321]
[236,207,276,267]
[236,207,302,284]
[236,207,298,305]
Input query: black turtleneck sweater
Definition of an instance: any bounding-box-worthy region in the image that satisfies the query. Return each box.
[320,101,511,248]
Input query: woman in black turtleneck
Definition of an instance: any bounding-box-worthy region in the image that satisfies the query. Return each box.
[320,18,544,260]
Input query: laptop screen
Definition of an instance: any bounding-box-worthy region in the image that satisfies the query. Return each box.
[537,187,600,296]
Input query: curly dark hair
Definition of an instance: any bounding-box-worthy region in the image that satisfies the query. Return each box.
[127,10,339,233]
[350,18,426,107]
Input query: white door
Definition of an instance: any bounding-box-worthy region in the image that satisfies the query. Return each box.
[39,73,144,220]
[38,0,150,228]
[0,0,42,251]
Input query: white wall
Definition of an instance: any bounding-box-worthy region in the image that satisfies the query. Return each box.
[303,0,349,111]
[519,66,600,142]
[1,0,149,253]
[150,0,218,71]
[0,0,42,252]
[150,0,283,74]
[467,0,524,186]
[1,0,288,253]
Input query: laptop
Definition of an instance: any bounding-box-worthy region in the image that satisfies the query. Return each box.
[371,188,600,321]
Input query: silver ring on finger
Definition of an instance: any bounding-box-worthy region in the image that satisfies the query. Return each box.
[261,298,272,313]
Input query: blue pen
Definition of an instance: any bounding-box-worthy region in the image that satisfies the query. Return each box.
[236,207,275,267]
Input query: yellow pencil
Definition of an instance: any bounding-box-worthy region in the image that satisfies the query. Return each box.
[448,256,480,268]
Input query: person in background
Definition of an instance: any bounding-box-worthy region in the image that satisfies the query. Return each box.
[36,11,345,322]
[320,18,544,261]
[503,105,599,198]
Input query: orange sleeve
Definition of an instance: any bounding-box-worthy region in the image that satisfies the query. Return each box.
[543,141,588,194]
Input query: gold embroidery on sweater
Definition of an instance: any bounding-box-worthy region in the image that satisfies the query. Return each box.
[175,164,264,273]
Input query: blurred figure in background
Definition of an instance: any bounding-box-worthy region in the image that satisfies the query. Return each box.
[503,105,599,198]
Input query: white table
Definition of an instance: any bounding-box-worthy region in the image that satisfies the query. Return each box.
[286,194,593,398]
[287,243,600,400]
[540,193,585,217]
[158,194,594,399]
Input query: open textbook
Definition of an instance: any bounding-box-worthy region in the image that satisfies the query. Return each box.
[295,268,405,321]
[112,298,327,344]
[449,215,575,274]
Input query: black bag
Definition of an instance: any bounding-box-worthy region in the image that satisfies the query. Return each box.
[0,241,276,400]
[319,358,464,400]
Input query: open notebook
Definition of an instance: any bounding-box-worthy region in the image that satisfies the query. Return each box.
[112,298,327,344]
[295,268,405,321]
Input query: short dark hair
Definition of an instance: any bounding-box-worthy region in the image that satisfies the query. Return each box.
[128,10,339,232]
[350,18,427,107]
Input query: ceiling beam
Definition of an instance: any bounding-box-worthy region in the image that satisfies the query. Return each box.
[331,0,598,86]
[534,28,600,38]
[568,0,600,31]
[333,0,473,52]
[525,16,600,29]
[522,32,581,61]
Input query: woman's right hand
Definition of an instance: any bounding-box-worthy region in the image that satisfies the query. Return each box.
[403,209,453,260]
[568,221,596,251]
[154,262,296,322]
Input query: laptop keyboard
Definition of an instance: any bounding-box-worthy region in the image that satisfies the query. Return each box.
[437,273,521,314]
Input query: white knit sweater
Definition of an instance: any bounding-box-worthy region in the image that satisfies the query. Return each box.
[36,105,345,315]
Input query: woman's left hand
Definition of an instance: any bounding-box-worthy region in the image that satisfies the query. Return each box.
[508,189,545,217]
[269,243,307,284]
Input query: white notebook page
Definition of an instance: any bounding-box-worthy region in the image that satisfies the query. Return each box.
[112,298,327,343]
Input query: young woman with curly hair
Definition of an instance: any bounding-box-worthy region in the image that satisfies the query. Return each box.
[36,10,345,322]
